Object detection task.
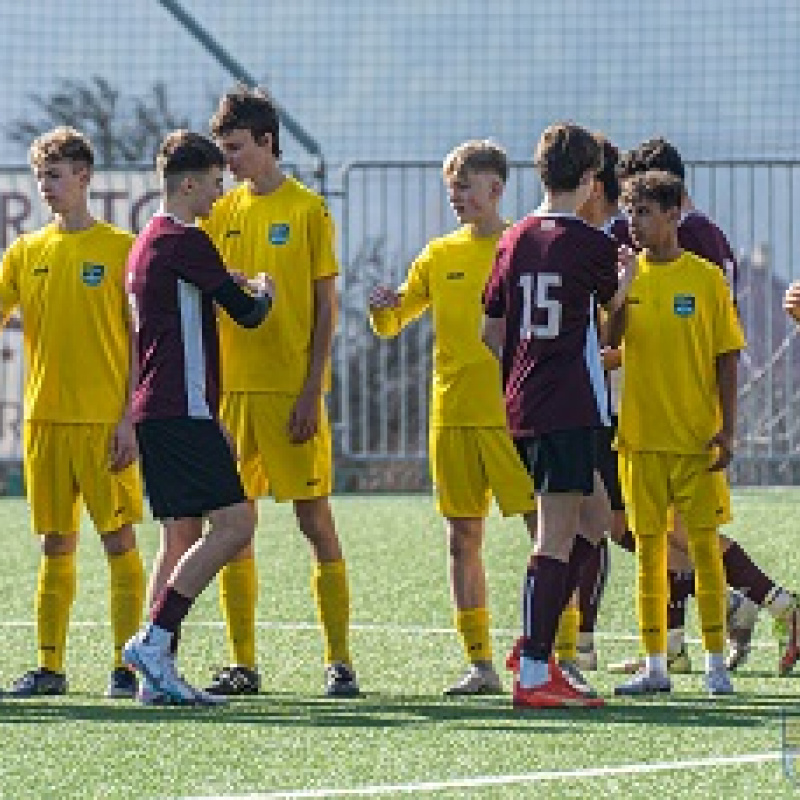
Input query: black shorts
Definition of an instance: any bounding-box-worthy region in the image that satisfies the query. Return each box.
[135,417,246,520]
[595,416,625,511]
[515,427,597,496]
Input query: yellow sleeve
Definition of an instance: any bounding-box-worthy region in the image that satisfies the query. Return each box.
[0,238,23,326]
[369,248,432,338]
[310,199,339,280]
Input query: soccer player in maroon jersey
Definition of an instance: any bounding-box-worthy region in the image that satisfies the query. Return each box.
[122,131,275,704]
[482,122,635,708]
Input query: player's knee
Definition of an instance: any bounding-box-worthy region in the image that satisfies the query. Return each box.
[446,519,483,560]
[41,533,78,556]
[101,523,137,556]
[295,497,335,543]
[162,518,203,556]
[215,502,256,552]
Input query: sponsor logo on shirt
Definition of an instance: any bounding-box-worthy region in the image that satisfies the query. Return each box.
[268,223,290,245]
[32,265,49,276]
[673,294,695,317]
[81,263,105,287]
[446,271,465,280]
[225,229,241,238]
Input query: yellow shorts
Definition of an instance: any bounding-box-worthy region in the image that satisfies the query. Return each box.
[430,427,536,518]
[24,422,143,534]
[618,449,732,536]
[220,392,332,502]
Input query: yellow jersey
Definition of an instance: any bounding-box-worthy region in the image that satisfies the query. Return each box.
[0,221,133,423]
[202,176,338,394]
[370,225,506,428]
[617,250,745,453]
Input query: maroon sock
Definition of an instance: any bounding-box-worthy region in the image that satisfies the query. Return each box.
[667,570,694,629]
[170,626,181,656]
[722,542,775,605]
[578,538,609,633]
[151,586,194,635]
[521,555,569,662]
[617,530,636,553]
[562,535,596,611]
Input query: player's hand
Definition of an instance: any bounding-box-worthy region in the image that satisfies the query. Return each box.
[707,429,734,472]
[288,388,320,444]
[601,346,622,371]
[369,285,400,309]
[783,281,800,324]
[228,269,248,287]
[248,272,276,300]
[109,415,138,472]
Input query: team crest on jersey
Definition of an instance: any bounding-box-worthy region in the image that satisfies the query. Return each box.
[673,294,695,317]
[268,223,290,245]
[81,263,105,287]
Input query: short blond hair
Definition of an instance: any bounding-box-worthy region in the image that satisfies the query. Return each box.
[443,140,508,183]
[29,127,94,170]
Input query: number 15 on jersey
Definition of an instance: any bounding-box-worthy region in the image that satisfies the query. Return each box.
[519,273,562,339]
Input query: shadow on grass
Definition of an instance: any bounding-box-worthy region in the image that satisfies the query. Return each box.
[0,691,794,732]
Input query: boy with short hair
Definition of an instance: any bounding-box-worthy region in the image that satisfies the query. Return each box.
[0,127,145,698]
[369,140,539,695]
[612,170,743,696]
[201,86,358,697]
[483,122,631,708]
[123,130,274,705]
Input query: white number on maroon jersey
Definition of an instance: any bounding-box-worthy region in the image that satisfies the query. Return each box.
[519,273,562,339]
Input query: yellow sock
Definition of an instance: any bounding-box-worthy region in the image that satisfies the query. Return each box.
[219,557,258,668]
[687,527,726,654]
[456,607,492,664]
[107,549,145,669]
[637,529,669,655]
[312,559,351,666]
[554,603,579,662]
[36,553,77,673]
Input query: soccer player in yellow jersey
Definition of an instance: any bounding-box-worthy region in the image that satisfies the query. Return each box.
[198,86,357,697]
[0,128,145,698]
[611,170,744,696]
[369,141,537,694]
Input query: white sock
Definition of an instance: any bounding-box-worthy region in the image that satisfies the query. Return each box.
[519,656,550,689]
[706,652,725,672]
[577,632,594,651]
[144,622,173,651]
[764,588,793,618]
[645,654,667,675]
[667,628,685,656]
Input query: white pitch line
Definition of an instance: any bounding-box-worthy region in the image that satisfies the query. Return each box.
[184,752,783,799]
[0,619,778,648]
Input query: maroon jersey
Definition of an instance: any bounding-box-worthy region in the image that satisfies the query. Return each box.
[612,211,737,295]
[483,213,619,437]
[126,213,229,422]
[678,210,738,296]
